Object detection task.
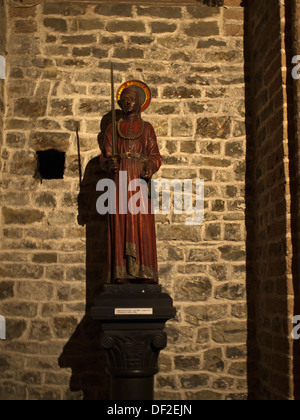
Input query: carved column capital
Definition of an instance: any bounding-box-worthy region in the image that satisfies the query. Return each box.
[101,330,167,378]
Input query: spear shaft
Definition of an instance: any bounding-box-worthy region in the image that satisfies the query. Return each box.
[111,62,117,156]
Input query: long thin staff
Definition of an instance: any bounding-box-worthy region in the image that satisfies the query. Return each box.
[111,61,117,156]
[76,126,82,186]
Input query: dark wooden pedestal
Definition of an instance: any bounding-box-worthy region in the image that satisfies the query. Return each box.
[91,284,176,400]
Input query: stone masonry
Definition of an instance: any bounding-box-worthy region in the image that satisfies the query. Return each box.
[245,0,300,400]
[0,0,247,400]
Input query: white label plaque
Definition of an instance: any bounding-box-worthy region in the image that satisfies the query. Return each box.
[114,308,153,315]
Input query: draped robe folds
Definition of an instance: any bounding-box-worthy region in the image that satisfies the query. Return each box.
[99,116,162,283]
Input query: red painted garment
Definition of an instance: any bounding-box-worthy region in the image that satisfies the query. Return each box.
[99,115,162,284]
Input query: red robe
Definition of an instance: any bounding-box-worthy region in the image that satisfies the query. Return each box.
[99,116,162,284]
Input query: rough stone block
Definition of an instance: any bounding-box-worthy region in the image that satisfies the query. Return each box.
[212,377,234,391]
[47,211,76,226]
[94,4,132,17]
[32,253,58,264]
[43,18,67,32]
[14,19,37,33]
[6,133,26,149]
[0,281,14,300]
[130,35,154,45]
[0,264,43,279]
[151,22,177,34]
[212,321,247,344]
[186,5,220,18]
[197,38,227,48]
[204,51,244,64]
[43,2,87,16]
[137,6,182,19]
[77,19,105,30]
[113,47,144,59]
[204,348,224,372]
[219,245,246,261]
[180,141,196,153]
[29,321,52,341]
[157,225,202,242]
[199,141,221,155]
[174,276,212,302]
[6,319,27,340]
[44,46,69,56]
[204,223,222,240]
[183,304,228,324]
[10,151,36,176]
[174,356,200,371]
[212,200,225,212]
[215,283,246,300]
[35,192,56,208]
[49,99,73,117]
[92,47,108,59]
[171,118,194,137]
[228,361,247,377]
[9,36,40,55]
[196,117,231,139]
[30,132,70,152]
[1,301,37,318]
[106,21,145,33]
[224,223,242,241]
[184,22,219,37]
[77,99,110,115]
[180,374,209,389]
[61,35,96,45]
[14,98,47,118]
[225,141,244,157]
[163,86,202,99]
[52,316,78,339]
[187,248,219,262]
[17,282,54,300]
[2,208,44,225]
[72,47,91,57]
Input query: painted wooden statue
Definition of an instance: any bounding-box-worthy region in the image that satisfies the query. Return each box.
[100,72,162,285]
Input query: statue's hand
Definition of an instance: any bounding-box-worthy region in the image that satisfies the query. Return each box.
[141,163,153,181]
[108,157,119,173]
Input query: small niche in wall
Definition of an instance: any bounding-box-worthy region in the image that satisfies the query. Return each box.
[36,149,66,180]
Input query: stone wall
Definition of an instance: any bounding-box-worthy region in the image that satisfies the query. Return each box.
[0,1,247,400]
[246,0,295,400]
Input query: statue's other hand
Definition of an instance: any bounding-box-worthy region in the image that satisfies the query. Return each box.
[140,164,153,181]
[108,157,119,172]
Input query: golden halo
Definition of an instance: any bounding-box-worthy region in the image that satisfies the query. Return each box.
[117,80,151,112]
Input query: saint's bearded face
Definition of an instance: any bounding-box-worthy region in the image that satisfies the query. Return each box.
[120,93,138,115]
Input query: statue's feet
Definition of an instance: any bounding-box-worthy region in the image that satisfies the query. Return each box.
[115,278,131,284]
[115,278,158,285]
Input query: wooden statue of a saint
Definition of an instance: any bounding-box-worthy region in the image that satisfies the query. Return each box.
[99,80,162,284]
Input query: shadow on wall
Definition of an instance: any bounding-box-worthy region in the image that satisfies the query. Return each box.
[58,111,121,400]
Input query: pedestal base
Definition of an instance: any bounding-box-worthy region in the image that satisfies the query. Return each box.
[110,376,154,401]
[91,284,176,400]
